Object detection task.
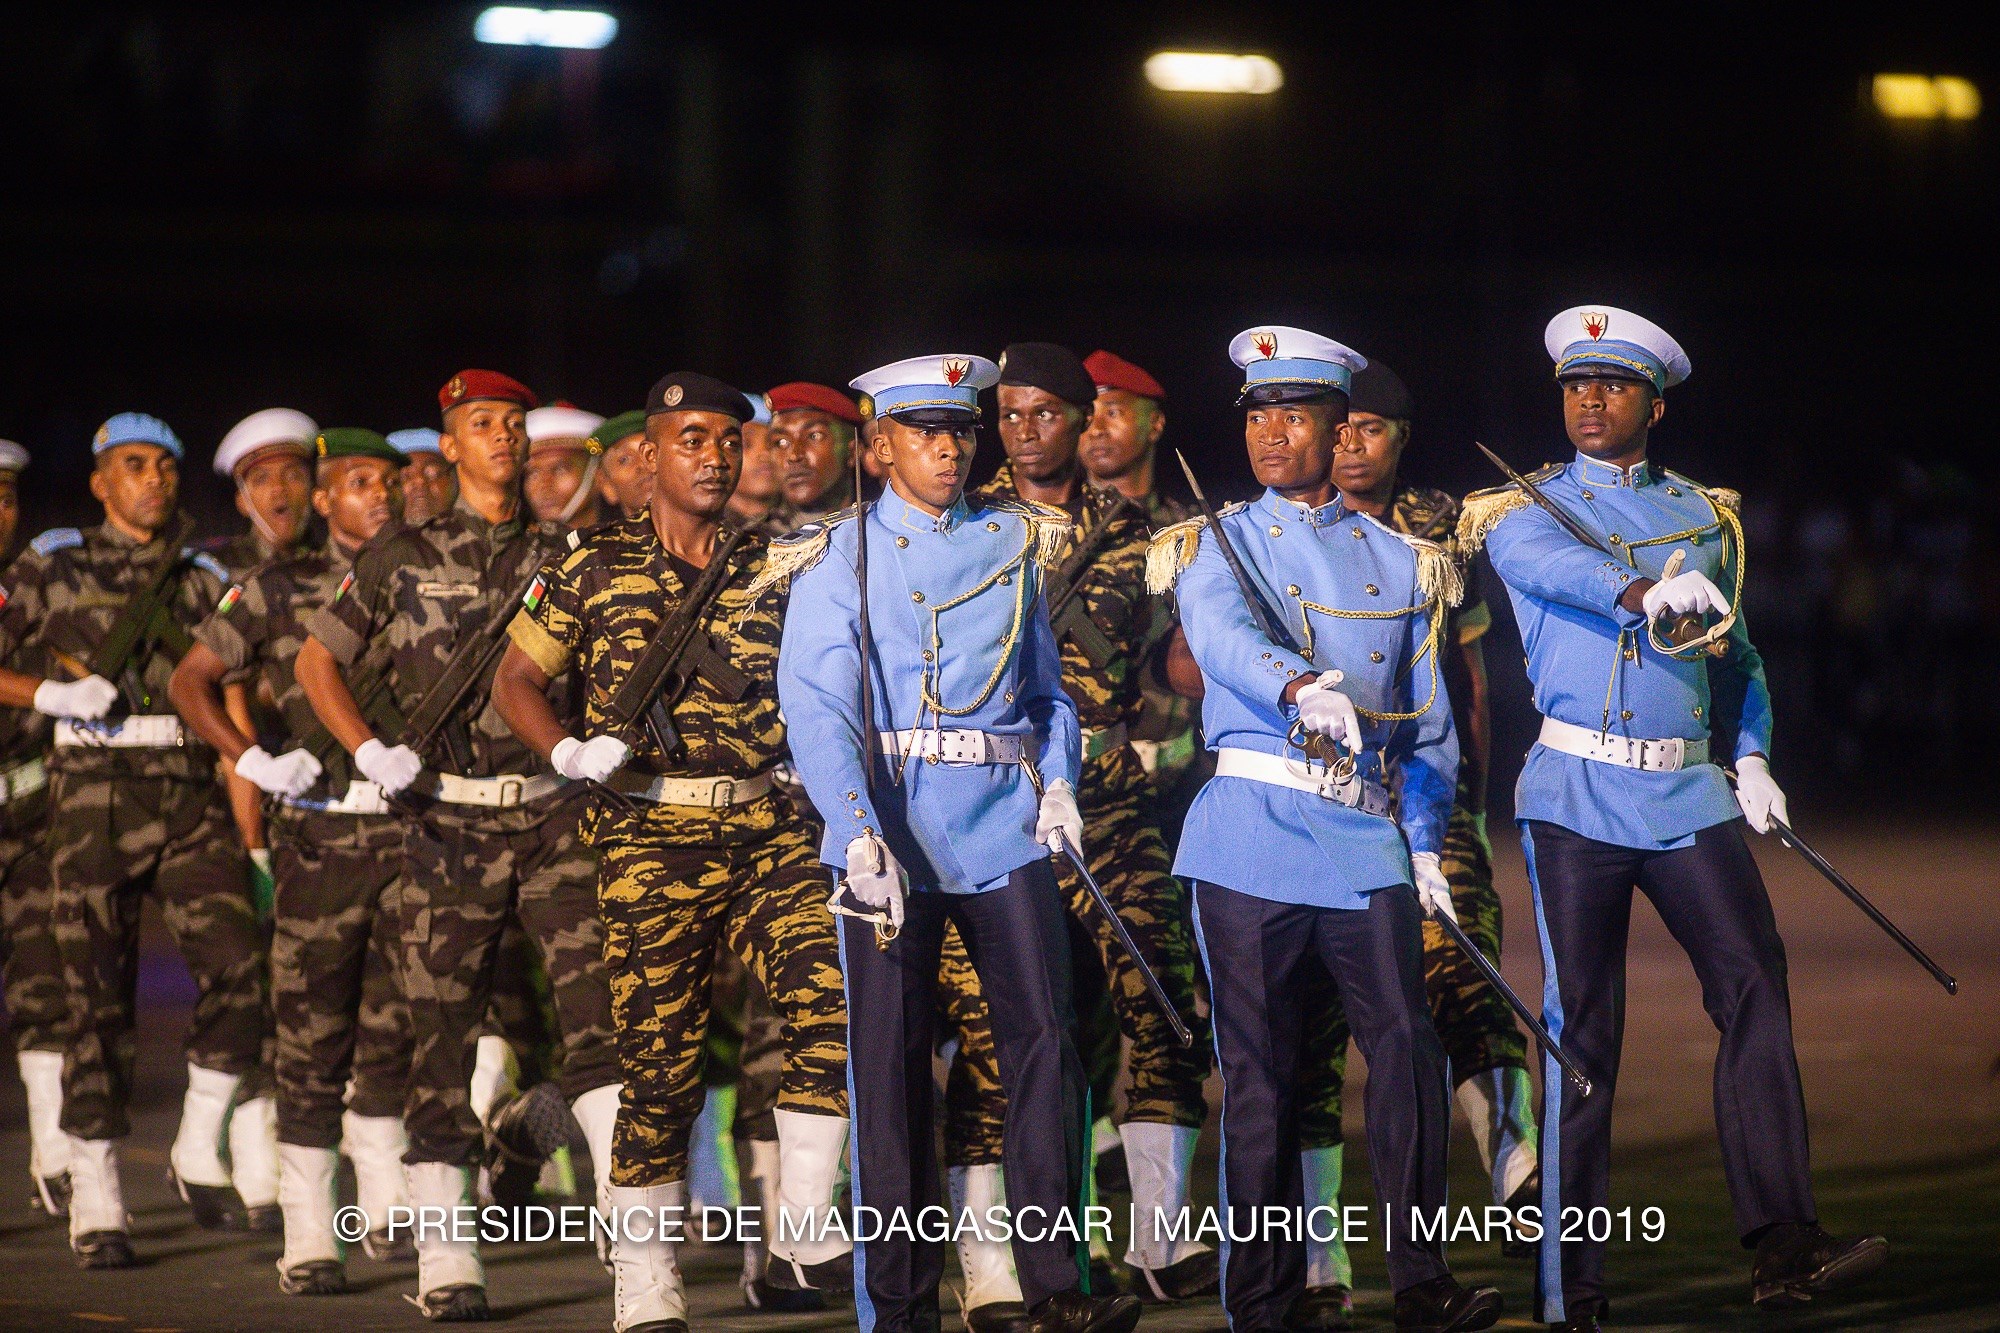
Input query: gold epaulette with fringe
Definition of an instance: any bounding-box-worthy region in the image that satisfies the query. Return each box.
[988,498,1073,569]
[1145,515,1205,594]
[1453,463,1562,556]
[1358,513,1465,609]
[1664,469,1740,515]
[745,507,857,600]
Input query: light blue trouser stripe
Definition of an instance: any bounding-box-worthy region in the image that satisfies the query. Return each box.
[1186,884,1234,1330]
[1519,821,1566,1324]
[835,919,876,1333]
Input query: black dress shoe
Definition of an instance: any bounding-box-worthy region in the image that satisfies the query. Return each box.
[1501,1171,1541,1258]
[1128,1248,1219,1301]
[1752,1223,1888,1309]
[1393,1275,1502,1332]
[279,1258,349,1296]
[242,1202,284,1234]
[1026,1289,1144,1333]
[412,1283,490,1321]
[966,1299,1032,1333]
[742,1275,826,1312]
[73,1229,139,1269]
[1544,1298,1604,1333]
[170,1170,245,1230]
[1286,1284,1357,1330]
[766,1250,856,1293]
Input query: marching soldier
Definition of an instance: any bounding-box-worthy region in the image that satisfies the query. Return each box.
[973,342,1214,1302]
[296,370,621,1321]
[723,393,780,528]
[524,403,608,529]
[1290,359,1542,1328]
[1151,328,1500,1333]
[169,428,417,1294]
[1459,307,1885,1329]
[492,371,853,1332]
[592,411,654,521]
[767,381,861,532]
[772,354,1142,1333]
[389,427,456,525]
[0,413,269,1267]
[0,438,67,1217]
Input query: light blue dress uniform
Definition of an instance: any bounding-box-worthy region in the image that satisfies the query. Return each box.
[1480,451,1768,850]
[1170,492,1459,901]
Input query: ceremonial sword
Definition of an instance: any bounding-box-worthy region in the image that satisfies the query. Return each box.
[836,441,901,951]
[1428,902,1592,1095]
[1048,828,1195,1048]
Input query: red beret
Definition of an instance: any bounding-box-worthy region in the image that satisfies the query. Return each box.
[1083,350,1165,402]
[438,369,539,415]
[765,381,862,426]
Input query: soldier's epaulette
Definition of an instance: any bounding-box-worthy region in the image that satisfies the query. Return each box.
[1359,514,1465,609]
[744,506,859,600]
[187,550,230,580]
[29,527,82,557]
[986,498,1073,569]
[1453,463,1561,556]
[1143,501,1247,594]
[1663,469,1739,514]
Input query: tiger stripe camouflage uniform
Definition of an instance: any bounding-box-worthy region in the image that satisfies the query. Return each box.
[507,512,850,1283]
[193,537,412,1152]
[306,496,618,1172]
[0,523,267,1147]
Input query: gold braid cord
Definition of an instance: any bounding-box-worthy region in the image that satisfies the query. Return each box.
[1626,483,1746,659]
[1294,518,1462,724]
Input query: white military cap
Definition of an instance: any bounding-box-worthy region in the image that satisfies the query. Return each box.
[525,403,605,452]
[1545,305,1691,392]
[0,440,28,472]
[214,408,317,477]
[1227,326,1367,405]
[850,355,1000,424]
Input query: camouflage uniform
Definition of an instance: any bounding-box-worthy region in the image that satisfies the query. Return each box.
[507,515,846,1186]
[941,466,1208,1164]
[0,647,58,1057]
[1295,485,1524,1151]
[0,522,266,1140]
[308,497,616,1166]
[192,538,411,1148]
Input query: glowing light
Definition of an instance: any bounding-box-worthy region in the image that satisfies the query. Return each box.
[474,7,619,50]
[1144,52,1284,96]
[1873,73,1981,121]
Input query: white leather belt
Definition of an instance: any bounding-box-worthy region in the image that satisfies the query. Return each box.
[1081,723,1129,762]
[1215,747,1391,817]
[606,769,775,808]
[432,771,568,808]
[0,755,47,803]
[55,716,185,749]
[282,780,389,816]
[879,729,1034,766]
[1537,716,1710,773]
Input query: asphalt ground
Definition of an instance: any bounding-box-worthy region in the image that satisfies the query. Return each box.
[0,816,1992,1331]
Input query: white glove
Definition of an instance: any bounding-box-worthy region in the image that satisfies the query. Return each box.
[1295,675,1363,753]
[1035,779,1085,857]
[842,832,907,929]
[551,734,631,783]
[353,738,423,796]
[233,744,323,798]
[1411,851,1456,924]
[1641,549,1730,620]
[1733,754,1790,834]
[33,674,119,721]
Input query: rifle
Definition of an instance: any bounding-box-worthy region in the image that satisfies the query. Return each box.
[1042,491,1133,669]
[599,523,754,758]
[396,561,549,773]
[80,516,199,715]
[1172,450,1301,655]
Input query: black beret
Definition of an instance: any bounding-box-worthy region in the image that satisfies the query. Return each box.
[997,342,1097,411]
[645,372,755,421]
[1347,359,1412,420]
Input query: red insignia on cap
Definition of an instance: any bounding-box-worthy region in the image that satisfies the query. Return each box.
[1251,331,1279,359]
[1083,350,1165,401]
[1581,311,1609,341]
[766,382,863,426]
[942,358,970,387]
[438,370,539,414]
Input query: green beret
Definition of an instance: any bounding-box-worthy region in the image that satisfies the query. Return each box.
[590,410,648,451]
[314,428,406,465]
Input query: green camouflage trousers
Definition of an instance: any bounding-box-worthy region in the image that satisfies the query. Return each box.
[941,748,1210,1163]
[266,805,411,1148]
[1297,803,1527,1148]
[1,787,61,1053]
[483,913,561,1091]
[598,821,846,1187]
[399,794,617,1166]
[49,768,268,1140]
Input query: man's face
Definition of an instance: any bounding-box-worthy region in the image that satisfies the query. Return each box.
[440,399,528,492]
[522,444,592,523]
[996,384,1086,484]
[1244,400,1343,493]
[1334,412,1407,499]
[594,433,652,518]
[0,471,19,555]
[1562,374,1663,459]
[872,417,975,513]
[313,457,400,548]
[401,452,456,524]
[649,410,742,521]
[773,409,852,510]
[235,448,313,548]
[733,420,782,510]
[90,443,179,535]
[1080,390,1164,483]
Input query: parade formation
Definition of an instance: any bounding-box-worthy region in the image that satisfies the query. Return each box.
[0,308,1907,1333]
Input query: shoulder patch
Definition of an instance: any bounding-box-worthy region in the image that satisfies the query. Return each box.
[216,584,244,616]
[187,551,230,581]
[745,508,857,601]
[29,527,82,557]
[1359,513,1465,608]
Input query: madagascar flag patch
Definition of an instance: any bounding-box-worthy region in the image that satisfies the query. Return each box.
[0,585,9,613]
[217,584,244,615]
[522,575,547,613]
[332,569,356,603]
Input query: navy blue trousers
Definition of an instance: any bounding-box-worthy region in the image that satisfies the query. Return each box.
[1192,881,1452,1331]
[1522,818,1817,1321]
[838,859,1087,1333]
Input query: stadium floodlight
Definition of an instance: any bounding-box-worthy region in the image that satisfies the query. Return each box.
[474,6,619,50]
[1872,73,1981,121]
[1144,52,1284,96]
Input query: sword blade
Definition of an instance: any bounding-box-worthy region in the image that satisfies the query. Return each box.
[1770,817,1959,995]
[1474,441,1614,557]
[1432,906,1593,1096]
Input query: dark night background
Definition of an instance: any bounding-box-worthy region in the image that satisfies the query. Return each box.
[2,6,1993,807]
